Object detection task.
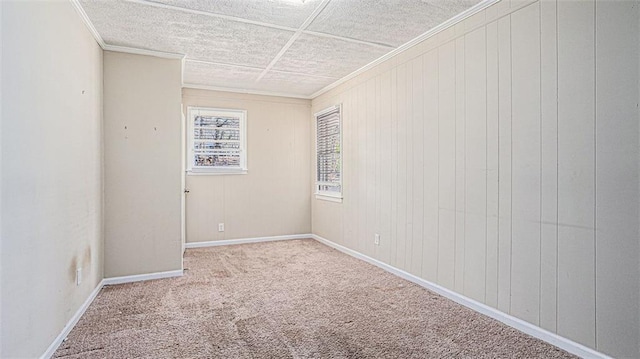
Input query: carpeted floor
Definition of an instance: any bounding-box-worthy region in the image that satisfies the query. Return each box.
[55,239,576,358]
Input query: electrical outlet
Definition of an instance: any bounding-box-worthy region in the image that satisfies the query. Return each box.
[374,233,380,246]
[218,223,225,232]
[76,267,82,286]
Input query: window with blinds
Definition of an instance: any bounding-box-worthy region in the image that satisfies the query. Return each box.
[315,105,342,201]
[186,107,247,174]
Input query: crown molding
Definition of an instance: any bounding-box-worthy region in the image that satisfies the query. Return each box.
[70,0,186,61]
[103,45,185,60]
[182,83,312,100]
[310,0,501,99]
[70,0,106,49]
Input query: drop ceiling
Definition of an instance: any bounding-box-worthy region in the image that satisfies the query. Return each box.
[78,0,484,98]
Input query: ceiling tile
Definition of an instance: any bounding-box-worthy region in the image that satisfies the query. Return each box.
[184,61,336,97]
[307,0,482,47]
[80,0,294,67]
[257,71,337,96]
[271,33,390,78]
[183,61,263,88]
[147,0,324,29]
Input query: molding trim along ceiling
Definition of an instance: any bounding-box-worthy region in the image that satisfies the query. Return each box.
[182,83,313,100]
[70,0,499,99]
[70,0,105,48]
[310,0,500,98]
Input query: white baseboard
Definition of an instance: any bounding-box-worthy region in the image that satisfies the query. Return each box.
[311,234,610,359]
[103,269,183,285]
[42,268,184,358]
[184,234,312,249]
[40,279,105,359]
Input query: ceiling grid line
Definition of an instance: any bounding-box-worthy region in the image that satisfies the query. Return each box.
[185,58,340,80]
[78,0,488,97]
[255,0,332,82]
[129,0,299,32]
[301,30,395,49]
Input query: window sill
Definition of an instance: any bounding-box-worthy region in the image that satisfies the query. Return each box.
[187,169,248,176]
[315,194,343,203]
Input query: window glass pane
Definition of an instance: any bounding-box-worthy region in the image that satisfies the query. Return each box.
[194,153,240,167]
[193,128,240,141]
[316,106,341,196]
[194,141,240,150]
[194,116,240,129]
[188,108,247,172]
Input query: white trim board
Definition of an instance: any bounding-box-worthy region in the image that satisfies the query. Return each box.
[40,279,105,359]
[103,45,185,60]
[41,269,184,358]
[102,269,184,285]
[70,0,106,48]
[182,83,312,100]
[185,234,312,249]
[311,234,611,359]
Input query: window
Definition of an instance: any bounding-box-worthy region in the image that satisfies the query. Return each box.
[186,107,247,174]
[315,104,342,202]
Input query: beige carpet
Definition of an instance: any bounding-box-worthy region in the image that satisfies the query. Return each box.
[55,239,575,358]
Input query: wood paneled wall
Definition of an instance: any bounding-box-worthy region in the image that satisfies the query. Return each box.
[311,0,639,356]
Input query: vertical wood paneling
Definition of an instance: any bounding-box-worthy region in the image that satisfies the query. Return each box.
[510,2,541,325]
[557,0,596,347]
[310,1,640,355]
[357,83,367,254]
[379,71,393,264]
[374,75,382,260]
[404,63,414,272]
[411,56,425,277]
[454,37,466,293]
[365,78,376,257]
[342,89,354,248]
[423,50,439,281]
[437,41,457,290]
[496,15,513,314]
[463,27,488,302]
[485,20,500,309]
[540,0,558,333]
[594,1,639,356]
[395,63,408,269]
[390,68,399,267]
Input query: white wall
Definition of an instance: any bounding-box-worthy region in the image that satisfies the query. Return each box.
[103,51,182,277]
[0,1,103,357]
[183,89,311,242]
[311,0,640,357]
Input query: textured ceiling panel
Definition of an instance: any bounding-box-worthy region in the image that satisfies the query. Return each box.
[183,61,262,88]
[258,71,338,96]
[148,0,323,29]
[307,0,482,47]
[271,33,390,78]
[80,0,294,67]
[80,0,485,97]
[184,61,336,97]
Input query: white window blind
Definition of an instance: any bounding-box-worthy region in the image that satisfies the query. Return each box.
[316,105,342,200]
[187,107,247,174]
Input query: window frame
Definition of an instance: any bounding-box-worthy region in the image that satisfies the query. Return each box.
[315,104,343,203]
[186,106,248,175]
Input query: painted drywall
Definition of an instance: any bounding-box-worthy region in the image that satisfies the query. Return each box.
[0,1,104,357]
[103,51,182,277]
[311,0,640,357]
[183,89,311,242]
